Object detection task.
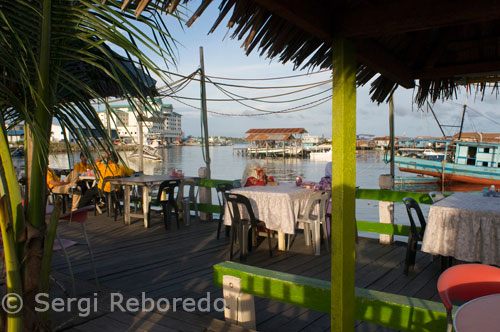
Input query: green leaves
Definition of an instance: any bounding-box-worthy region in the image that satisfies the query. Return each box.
[0,0,181,155]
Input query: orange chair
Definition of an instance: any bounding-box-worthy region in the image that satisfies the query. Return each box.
[438,264,500,332]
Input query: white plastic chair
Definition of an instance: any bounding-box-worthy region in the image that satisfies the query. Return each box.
[289,190,330,255]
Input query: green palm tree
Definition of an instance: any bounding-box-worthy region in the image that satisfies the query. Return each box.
[0,0,181,330]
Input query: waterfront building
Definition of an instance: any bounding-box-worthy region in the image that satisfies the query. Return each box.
[97,99,182,144]
[6,123,25,144]
[245,128,308,158]
[453,132,500,143]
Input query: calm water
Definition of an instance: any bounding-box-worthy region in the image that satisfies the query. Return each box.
[45,144,398,187]
[38,145,420,232]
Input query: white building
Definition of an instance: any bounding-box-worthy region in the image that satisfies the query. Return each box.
[6,123,24,144]
[50,122,69,142]
[97,99,182,144]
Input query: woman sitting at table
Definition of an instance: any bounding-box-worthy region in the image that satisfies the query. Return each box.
[47,167,82,211]
[73,152,91,195]
[242,160,276,187]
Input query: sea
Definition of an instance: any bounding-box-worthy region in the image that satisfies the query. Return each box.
[35,144,428,236]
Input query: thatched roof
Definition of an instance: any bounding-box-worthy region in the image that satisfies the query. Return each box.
[120,0,500,105]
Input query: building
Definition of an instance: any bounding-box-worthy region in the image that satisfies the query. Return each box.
[245,128,308,158]
[97,99,182,144]
[453,132,500,143]
[6,123,24,144]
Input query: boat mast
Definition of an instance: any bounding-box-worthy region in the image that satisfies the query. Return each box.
[199,47,211,178]
[458,104,466,140]
[389,96,395,187]
[427,102,446,137]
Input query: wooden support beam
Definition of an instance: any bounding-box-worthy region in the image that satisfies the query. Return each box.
[334,0,500,38]
[356,40,415,89]
[331,38,357,332]
[253,0,332,42]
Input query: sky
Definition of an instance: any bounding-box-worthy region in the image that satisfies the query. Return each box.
[138,2,500,138]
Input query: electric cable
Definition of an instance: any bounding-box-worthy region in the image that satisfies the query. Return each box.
[158,82,331,102]
[205,69,330,81]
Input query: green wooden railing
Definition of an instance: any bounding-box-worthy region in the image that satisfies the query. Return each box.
[355,189,433,236]
[214,261,448,332]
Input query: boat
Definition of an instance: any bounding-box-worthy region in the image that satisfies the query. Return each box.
[147,139,165,148]
[396,148,445,161]
[309,148,332,161]
[129,146,162,161]
[393,140,500,185]
[394,176,439,185]
[11,147,24,157]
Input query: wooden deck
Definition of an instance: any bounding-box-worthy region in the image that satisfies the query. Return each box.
[52,212,443,332]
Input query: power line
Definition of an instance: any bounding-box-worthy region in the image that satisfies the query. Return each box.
[207,78,330,104]
[169,92,331,117]
[158,81,331,102]
[160,70,331,89]
[207,96,332,117]
[205,69,330,81]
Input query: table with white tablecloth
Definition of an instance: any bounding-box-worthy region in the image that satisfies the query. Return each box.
[224,183,315,250]
[421,192,500,266]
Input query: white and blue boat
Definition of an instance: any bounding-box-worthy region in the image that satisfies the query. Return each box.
[394,140,500,185]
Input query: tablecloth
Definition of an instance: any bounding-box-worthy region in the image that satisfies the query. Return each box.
[421,192,500,265]
[224,183,314,234]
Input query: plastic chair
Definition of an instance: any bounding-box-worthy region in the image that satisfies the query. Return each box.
[402,197,427,274]
[289,191,330,255]
[53,205,99,296]
[177,177,200,226]
[148,179,181,229]
[224,193,273,262]
[438,264,500,332]
[215,182,234,239]
[100,176,123,221]
[128,172,144,213]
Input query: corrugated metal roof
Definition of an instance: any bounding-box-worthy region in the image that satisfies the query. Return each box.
[245,128,307,134]
[245,133,293,141]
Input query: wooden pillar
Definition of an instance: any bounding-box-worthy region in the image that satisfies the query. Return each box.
[331,39,356,331]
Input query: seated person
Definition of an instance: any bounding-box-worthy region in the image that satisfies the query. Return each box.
[242,160,275,187]
[73,152,91,195]
[78,152,134,208]
[314,161,332,191]
[47,167,82,211]
[74,152,90,173]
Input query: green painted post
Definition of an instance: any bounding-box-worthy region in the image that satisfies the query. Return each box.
[331,39,357,331]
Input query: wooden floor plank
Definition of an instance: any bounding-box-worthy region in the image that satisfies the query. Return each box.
[53,214,443,331]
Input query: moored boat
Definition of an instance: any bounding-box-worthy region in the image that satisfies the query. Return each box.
[129,146,162,161]
[309,148,332,161]
[394,140,500,185]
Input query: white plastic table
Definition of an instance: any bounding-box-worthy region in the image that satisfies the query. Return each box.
[453,294,500,332]
[109,175,192,228]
